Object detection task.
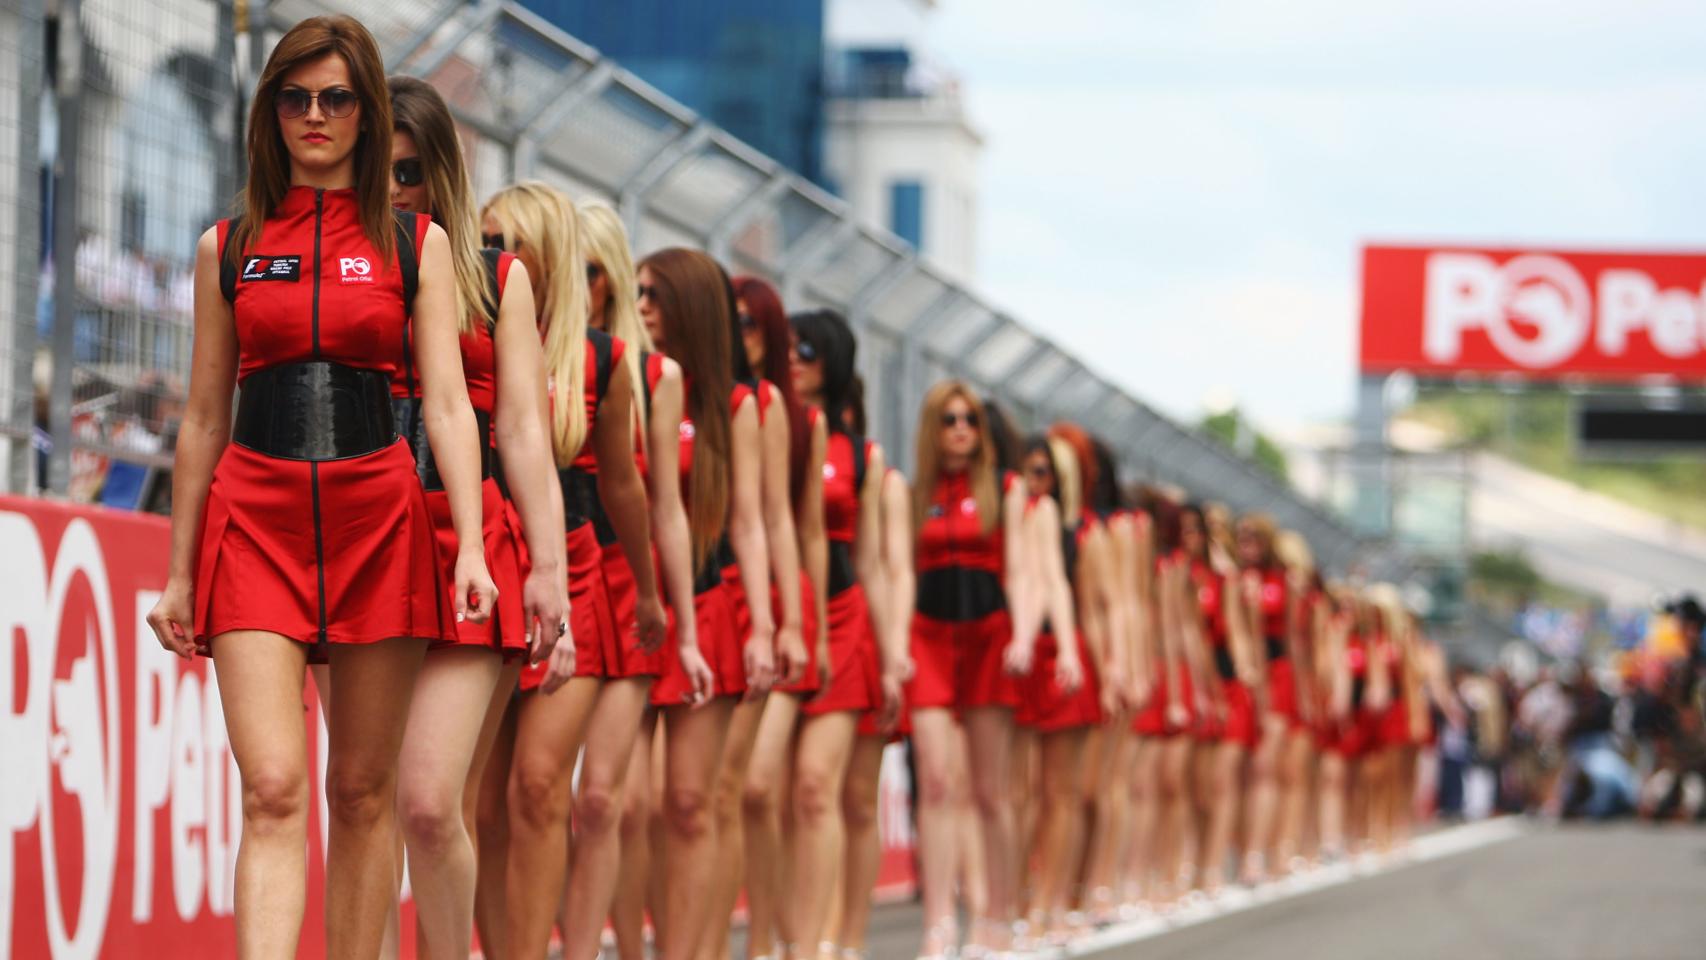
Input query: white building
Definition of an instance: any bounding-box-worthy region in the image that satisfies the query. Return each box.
[823,0,983,282]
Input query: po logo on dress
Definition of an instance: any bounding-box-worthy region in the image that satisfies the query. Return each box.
[339,257,373,284]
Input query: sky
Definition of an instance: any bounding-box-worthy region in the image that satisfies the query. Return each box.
[833,0,1706,430]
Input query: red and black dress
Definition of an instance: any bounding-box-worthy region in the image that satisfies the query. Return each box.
[196,188,450,651]
[518,329,623,692]
[1133,551,1195,737]
[1022,513,1103,733]
[721,381,821,697]
[393,248,528,657]
[908,470,1017,711]
[801,428,877,717]
[650,362,751,705]
[1324,625,1380,757]
[1254,566,1299,725]
[1191,559,1256,748]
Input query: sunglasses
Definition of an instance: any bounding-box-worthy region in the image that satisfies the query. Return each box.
[738,312,758,331]
[940,411,979,429]
[586,262,603,286]
[482,231,506,251]
[276,86,358,119]
[391,157,424,188]
[793,339,818,363]
[1025,464,1052,479]
[637,283,659,304]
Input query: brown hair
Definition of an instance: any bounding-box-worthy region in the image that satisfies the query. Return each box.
[389,75,485,335]
[912,380,999,539]
[1238,511,1278,569]
[640,248,735,571]
[227,16,395,271]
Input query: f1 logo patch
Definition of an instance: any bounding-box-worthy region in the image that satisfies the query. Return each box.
[241,255,301,282]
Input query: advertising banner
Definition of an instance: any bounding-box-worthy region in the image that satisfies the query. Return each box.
[1360,244,1706,379]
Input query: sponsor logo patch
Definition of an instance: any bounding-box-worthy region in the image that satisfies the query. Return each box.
[339,256,373,284]
[240,255,300,282]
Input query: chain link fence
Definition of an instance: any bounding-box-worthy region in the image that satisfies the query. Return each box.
[2,0,1373,570]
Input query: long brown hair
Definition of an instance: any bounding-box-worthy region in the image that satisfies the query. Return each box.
[227,16,395,270]
[913,380,999,539]
[641,248,734,571]
[483,182,589,465]
[389,75,485,335]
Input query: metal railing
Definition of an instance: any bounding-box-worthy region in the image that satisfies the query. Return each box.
[4,0,1372,569]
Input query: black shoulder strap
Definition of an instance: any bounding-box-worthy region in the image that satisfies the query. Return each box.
[640,350,655,408]
[218,216,244,304]
[393,209,420,312]
[480,248,504,332]
[852,433,869,492]
[588,327,614,402]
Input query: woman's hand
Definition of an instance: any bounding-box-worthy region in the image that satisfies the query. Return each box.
[1003,636,1036,677]
[146,580,198,659]
[743,626,776,699]
[540,629,578,694]
[679,640,715,707]
[1100,663,1127,717]
[1054,649,1085,695]
[635,591,669,653]
[454,549,499,624]
[774,620,807,688]
[521,567,566,665]
[877,664,907,734]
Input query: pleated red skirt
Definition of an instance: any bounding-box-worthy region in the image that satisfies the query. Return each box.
[194,440,452,652]
[802,583,877,717]
[520,520,613,692]
[651,582,741,705]
[1025,631,1102,734]
[424,477,528,655]
[599,541,665,678]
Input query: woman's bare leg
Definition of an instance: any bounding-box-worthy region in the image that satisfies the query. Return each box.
[472,679,518,960]
[743,692,802,958]
[659,698,738,960]
[505,676,600,957]
[699,695,769,960]
[323,636,428,959]
[560,677,654,960]
[610,712,657,960]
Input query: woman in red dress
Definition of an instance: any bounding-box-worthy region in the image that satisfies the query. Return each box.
[736,282,830,960]
[906,381,1048,957]
[383,76,567,960]
[1237,512,1293,884]
[478,182,667,959]
[640,248,775,960]
[700,277,812,960]
[558,199,704,960]
[1180,503,1261,896]
[145,17,498,957]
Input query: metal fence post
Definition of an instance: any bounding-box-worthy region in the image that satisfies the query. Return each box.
[47,0,83,496]
[5,0,45,493]
[618,122,713,241]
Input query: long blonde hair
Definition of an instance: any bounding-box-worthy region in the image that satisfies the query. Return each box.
[482,181,589,465]
[1274,528,1314,578]
[577,199,650,421]
[1047,435,1082,529]
[389,75,484,334]
[913,380,999,539]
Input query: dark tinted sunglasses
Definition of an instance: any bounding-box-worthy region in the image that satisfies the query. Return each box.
[793,338,818,363]
[1025,463,1052,479]
[739,312,758,331]
[482,232,506,251]
[391,157,424,187]
[637,283,659,304]
[586,262,603,286]
[276,86,358,119]
[941,411,979,429]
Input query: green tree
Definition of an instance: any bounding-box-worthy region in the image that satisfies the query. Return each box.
[1200,409,1289,482]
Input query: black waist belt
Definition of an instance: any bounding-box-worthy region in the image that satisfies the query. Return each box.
[827,540,856,597]
[1351,676,1366,709]
[394,397,493,491]
[560,468,615,545]
[234,362,395,461]
[915,567,1005,622]
[1215,645,1236,681]
[1266,635,1287,661]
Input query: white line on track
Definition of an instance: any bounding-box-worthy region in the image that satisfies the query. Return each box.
[1062,817,1528,958]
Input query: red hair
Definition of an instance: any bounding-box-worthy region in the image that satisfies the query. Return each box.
[733,275,809,507]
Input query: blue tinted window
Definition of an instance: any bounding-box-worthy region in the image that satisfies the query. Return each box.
[890,180,924,251]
